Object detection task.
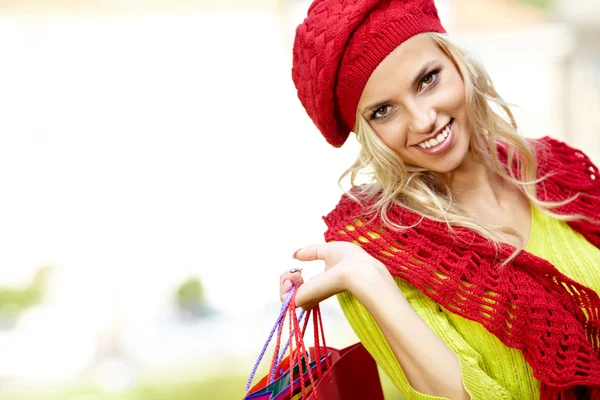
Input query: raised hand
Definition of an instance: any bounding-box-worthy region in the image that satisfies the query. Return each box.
[279,242,393,309]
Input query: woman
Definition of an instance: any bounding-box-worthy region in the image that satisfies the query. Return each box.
[279,0,600,399]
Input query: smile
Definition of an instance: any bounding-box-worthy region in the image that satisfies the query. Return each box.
[417,119,453,149]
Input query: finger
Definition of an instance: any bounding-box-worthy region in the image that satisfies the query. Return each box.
[279,271,304,301]
[282,279,292,295]
[293,244,330,262]
[279,269,304,286]
[294,266,345,310]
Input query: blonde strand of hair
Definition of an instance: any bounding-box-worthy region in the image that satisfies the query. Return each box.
[339,32,578,265]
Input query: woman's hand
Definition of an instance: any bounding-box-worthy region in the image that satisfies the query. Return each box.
[279,242,393,309]
[280,242,470,399]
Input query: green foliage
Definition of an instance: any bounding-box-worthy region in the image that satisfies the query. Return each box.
[0,375,250,400]
[176,277,204,304]
[517,0,553,9]
[0,372,406,400]
[175,277,205,311]
[0,267,51,326]
[0,267,49,307]
[133,375,249,400]
[174,276,217,319]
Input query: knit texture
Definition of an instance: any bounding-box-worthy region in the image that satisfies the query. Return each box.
[292,0,445,148]
[323,137,600,400]
[338,205,600,399]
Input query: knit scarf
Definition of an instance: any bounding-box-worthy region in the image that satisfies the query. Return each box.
[323,137,600,400]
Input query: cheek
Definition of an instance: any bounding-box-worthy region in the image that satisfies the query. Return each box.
[374,120,408,150]
[446,75,466,110]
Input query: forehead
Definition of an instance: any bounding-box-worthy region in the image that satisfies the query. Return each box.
[359,34,444,105]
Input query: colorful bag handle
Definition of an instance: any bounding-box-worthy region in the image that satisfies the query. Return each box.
[286,288,332,398]
[245,285,331,399]
[245,285,294,393]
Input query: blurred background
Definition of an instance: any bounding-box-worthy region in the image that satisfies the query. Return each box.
[0,0,598,399]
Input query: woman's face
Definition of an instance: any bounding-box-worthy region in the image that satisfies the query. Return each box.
[357,34,470,173]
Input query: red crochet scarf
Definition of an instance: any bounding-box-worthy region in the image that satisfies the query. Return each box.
[323,137,600,400]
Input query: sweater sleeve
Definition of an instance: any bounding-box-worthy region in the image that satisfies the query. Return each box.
[337,276,513,400]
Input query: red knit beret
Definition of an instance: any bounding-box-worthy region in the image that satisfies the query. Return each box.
[292,0,446,147]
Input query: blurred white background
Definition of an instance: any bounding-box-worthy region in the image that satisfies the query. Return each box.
[0,0,597,399]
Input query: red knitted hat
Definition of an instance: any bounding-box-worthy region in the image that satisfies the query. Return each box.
[292,0,446,147]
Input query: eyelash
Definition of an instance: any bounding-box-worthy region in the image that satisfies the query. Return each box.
[369,106,392,121]
[419,68,441,90]
[369,68,442,121]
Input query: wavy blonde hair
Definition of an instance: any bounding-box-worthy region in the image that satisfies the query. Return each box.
[341,32,575,259]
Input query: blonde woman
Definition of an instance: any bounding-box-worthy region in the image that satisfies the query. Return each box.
[279,0,600,399]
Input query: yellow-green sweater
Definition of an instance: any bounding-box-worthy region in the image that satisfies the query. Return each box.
[338,206,600,400]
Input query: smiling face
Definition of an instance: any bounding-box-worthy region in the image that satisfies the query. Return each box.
[357,33,470,173]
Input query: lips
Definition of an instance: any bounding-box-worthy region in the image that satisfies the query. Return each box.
[417,119,453,149]
[413,119,455,156]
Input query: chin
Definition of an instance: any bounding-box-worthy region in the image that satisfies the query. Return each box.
[439,138,470,172]
[428,151,468,174]
[430,163,461,174]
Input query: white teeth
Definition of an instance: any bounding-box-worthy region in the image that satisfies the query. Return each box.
[417,121,452,149]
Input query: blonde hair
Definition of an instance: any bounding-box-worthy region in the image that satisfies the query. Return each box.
[341,32,575,260]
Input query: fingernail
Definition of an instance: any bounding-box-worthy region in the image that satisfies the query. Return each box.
[292,248,301,259]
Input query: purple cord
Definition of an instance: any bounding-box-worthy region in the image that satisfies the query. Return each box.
[269,309,306,383]
[245,286,295,393]
[276,310,306,366]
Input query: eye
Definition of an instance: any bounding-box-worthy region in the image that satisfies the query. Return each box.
[371,105,392,120]
[419,69,440,90]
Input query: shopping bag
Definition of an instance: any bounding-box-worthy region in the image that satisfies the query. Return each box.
[244,285,384,399]
[304,343,384,400]
[245,353,325,400]
[244,285,330,399]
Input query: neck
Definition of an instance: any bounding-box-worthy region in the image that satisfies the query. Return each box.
[442,152,506,208]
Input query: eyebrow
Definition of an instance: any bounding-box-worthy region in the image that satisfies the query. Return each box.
[361,60,437,116]
[411,60,436,88]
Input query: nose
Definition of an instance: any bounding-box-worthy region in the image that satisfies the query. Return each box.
[408,104,436,135]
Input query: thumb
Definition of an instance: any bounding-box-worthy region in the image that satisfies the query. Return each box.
[282,279,292,294]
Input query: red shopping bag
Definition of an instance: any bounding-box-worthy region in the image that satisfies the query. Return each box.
[245,349,325,400]
[244,285,384,399]
[245,285,329,399]
[304,343,384,400]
